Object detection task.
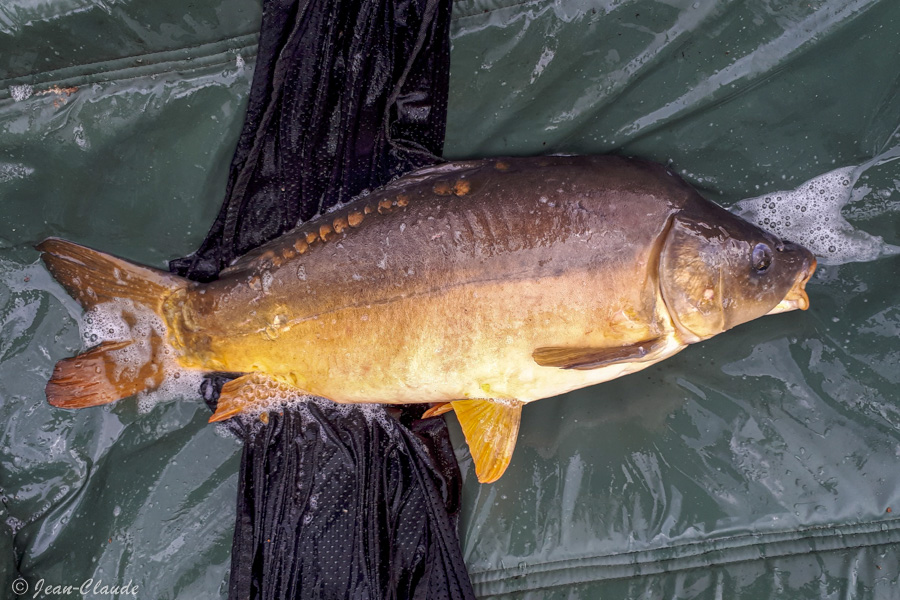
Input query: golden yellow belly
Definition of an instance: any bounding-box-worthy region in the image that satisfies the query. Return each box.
[178,270,685,404]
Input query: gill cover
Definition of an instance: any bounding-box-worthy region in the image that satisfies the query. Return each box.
[658,215,727,341]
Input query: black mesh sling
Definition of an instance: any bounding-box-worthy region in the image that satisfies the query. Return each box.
[169,0,475,596]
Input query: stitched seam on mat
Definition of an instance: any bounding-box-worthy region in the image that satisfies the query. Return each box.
[0,32,259,93]
[475,535,900,596]
[47,55,252,94]
[468,516,900,593]
[470,517,900,574]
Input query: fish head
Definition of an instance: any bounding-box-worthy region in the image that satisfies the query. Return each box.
[658,205,816,342]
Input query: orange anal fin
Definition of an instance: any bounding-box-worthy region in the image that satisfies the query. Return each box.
[452,399,523,484]
[209,373,307,423]
[46,339,164,409]
[422,402,453,419]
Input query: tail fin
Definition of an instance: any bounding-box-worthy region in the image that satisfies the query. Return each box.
[37,238,189,409]
[37,238,185,312]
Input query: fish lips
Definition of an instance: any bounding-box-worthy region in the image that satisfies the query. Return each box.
[766,247,816,315]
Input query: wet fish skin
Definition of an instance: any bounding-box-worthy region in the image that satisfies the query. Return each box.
[174,156,690,402]
[38,155,816,482]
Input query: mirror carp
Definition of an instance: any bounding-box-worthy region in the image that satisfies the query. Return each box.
[38,155,815,482]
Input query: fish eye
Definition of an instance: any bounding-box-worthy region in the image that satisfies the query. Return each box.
[751,243,773,273]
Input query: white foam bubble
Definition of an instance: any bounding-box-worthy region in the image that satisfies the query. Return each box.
[0,162,34,183]
[733,151,900,265]
[232,392,392,430]
[81,301,131,346]
[73,124,89,149]
[80,300,205,413]
[9,84,33,102]
[136,368,206,413]
[213,422,243,441]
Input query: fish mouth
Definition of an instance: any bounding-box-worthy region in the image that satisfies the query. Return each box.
[766,256,816,315]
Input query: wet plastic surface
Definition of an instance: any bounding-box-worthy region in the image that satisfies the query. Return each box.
[2,0,900,597]
[0,0,261,87]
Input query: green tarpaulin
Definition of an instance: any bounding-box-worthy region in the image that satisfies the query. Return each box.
[2,0,899,597]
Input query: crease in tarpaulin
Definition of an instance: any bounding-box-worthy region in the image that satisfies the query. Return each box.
[169,0,476,597]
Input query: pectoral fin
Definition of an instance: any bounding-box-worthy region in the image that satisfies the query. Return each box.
[451,399,523,484]
[209,373,306,423]
[533,338,666,370]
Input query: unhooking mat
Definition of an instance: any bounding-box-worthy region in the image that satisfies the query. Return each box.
[167,0,476,597]
[2,0,900,598]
